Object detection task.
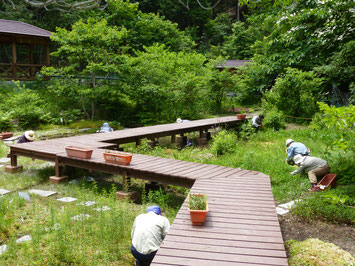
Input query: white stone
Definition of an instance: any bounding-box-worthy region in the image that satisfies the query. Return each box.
[77,201,96,207]
[28,189,57,197]
[278,200,299,210]
[57,197,77,203]
[18,192,31,201]
[93,206,111,212]
[16,235,32,243]
[71,214,90,221]
[84,176,94,182]
[0,188,11,195]
[276,207,289,215]
[0,245,7,255]
[0,158,10,163]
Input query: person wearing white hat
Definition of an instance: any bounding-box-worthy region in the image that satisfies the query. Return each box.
[131,206,170,266]
[285,139,310,164]
[18,130,35,143]
[291,154,330,191]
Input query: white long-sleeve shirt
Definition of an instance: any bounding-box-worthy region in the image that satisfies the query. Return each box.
[291,156,327,175]
[131,212,170,254]
[252,116,262,127]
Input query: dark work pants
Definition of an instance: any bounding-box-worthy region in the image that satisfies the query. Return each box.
[131,245,157,266]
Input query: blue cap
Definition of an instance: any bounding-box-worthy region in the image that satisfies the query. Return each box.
[103,123,109,126]
[146,205,161,215]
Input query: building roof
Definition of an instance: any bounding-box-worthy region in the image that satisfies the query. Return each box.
[216,59,251,69]
[0,19,51,38]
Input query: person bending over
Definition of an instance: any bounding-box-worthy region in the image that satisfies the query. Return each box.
[131,205,170,266]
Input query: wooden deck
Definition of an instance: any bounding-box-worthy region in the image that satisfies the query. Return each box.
[6,116,287,265]
[152,177,287,265]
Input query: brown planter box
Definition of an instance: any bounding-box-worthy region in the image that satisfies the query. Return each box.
[103,151,132,165]
[236,114,246,120]
[0,132,13,140]
[65,146,93,159]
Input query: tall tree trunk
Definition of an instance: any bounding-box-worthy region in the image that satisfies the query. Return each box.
[91,73,96,120]
[79,78,90,119]
[236,0,240,21]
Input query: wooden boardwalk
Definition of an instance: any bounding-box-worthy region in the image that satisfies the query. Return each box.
[152,177,287,265]
[6,116,287,265]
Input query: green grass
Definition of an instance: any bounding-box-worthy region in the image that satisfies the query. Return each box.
[0,124,353,264]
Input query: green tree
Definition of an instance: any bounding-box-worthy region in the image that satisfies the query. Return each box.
[120,45,210,124]
[107,0,195,53]
[42,18,128,119]
[262,68,325,119]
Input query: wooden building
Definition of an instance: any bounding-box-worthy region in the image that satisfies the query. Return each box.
[0,19,51,81]
[216,59,251,71]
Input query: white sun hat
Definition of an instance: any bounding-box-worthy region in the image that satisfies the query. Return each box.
[293,154,304,164]
[24,130,35,141]
[286,139,293,146]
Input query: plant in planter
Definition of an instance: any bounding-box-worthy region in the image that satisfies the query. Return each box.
[188,193,208,225]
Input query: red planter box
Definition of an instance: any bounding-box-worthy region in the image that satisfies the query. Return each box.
[65,146,93,159]
[103,151,132,165]
[0,132,13,140]
[317,174,336,190]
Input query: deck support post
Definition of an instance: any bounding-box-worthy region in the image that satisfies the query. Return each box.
[50,159,68,183]
[122,171,131,192]
[5,150,23,173]
[117,171,138,201]
[171,134,176,143]
[10,150,17,166]
[55,159,63,177]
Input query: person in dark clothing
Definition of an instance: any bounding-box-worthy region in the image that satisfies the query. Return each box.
[17,131,35,143]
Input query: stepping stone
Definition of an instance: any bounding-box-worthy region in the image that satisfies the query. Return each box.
[18,192,31,201]
[3,135,19,141]
[77,201,96,207]
[276,207,289,215]
[57,197,77,203]
[16,235,32,243]
[71,214,90,221]
[0,158,10,164]
[278,200,299,210]
[93,206,111,212]
[0,244,7,255]
[28,189,57,197]
[0,188,11,195]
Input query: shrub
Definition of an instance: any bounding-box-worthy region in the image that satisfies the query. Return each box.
[210,130,238,156]
[263,68,325,119]
[262,108,286,131]
[0,82,52,128]
[291,191,355,224]
[287,239,355,265]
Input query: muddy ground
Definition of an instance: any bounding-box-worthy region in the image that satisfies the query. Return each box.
[279,215,355,257]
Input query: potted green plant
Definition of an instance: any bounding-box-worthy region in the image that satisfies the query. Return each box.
[188,193,208,225]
